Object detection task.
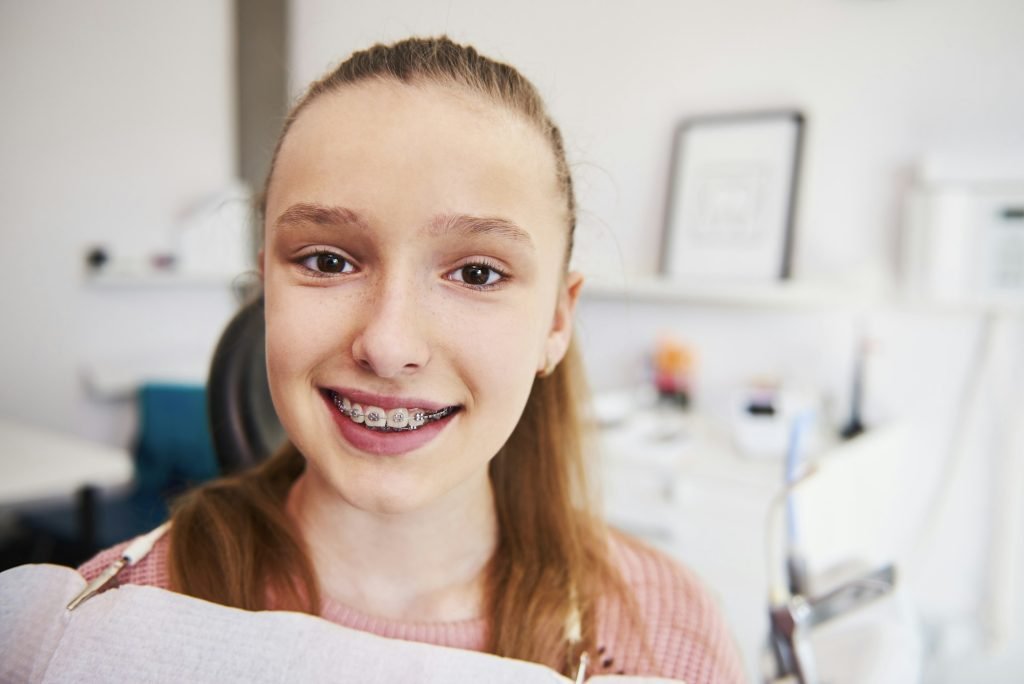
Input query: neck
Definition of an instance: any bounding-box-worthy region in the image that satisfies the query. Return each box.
[287,466,498,623]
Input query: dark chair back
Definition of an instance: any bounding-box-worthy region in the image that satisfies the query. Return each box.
[207,296,286,474]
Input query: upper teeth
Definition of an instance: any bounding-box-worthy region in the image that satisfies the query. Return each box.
[387,408,410,429]
[333,393,450,431]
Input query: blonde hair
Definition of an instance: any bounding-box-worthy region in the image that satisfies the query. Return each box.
[169,36,631,674]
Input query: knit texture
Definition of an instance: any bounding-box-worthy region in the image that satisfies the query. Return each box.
[79,530,745,682]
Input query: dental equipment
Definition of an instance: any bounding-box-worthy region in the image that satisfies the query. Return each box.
[66,522,171,611]
[764,459,897,684]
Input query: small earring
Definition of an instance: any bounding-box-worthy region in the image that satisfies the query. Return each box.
[538,359,557,378]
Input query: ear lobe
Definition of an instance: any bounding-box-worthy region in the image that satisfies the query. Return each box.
[541,271,584,370]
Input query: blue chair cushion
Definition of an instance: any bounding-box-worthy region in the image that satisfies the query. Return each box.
[134,382,219,496]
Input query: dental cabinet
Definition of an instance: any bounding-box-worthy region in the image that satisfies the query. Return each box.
[576,276,1014,683]
[596,407,921,682]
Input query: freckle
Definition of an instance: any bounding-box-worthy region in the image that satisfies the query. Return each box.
[602,657,614,668]
[597,645,606,655]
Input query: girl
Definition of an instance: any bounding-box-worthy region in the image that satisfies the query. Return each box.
[81,36,744,682]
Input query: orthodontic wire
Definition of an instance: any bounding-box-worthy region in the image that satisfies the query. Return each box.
[331,393,455,431]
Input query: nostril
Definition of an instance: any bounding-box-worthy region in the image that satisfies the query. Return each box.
[349,304,431,378]
[351,335,430,378]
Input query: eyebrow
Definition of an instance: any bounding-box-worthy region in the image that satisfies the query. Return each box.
[275,203,534,250]
[429,213,535,250]
[274,203,370,232]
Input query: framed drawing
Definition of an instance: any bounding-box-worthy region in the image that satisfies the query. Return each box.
[661,110,804,282]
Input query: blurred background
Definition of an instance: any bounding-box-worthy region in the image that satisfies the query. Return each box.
[1,1,1022,681]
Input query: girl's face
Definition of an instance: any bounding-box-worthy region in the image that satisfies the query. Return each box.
[260,81,582,515]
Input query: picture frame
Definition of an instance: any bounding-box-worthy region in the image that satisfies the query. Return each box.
[661,110,804,282]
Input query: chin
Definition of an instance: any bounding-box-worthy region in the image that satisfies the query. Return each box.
[340,473,444,516]
[300,446,432,511]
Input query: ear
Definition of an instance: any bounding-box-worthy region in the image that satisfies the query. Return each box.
[539,271,584,372]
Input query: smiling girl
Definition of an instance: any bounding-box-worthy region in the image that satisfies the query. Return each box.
[80,36,744,682]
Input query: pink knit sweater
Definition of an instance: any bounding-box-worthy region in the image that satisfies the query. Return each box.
[80,531,745,682]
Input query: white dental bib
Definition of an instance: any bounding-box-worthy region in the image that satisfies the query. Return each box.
[0,564,684,683]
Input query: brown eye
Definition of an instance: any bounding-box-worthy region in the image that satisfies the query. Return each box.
[449,262,504,288]
[300,251,353,275]
[446,261,506,289]
[462,265,491,286]
[317,253,344,273]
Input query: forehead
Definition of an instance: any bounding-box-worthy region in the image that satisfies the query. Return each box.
[266,80,566,239]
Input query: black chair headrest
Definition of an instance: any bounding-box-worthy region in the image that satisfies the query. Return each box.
[207,296,286,474]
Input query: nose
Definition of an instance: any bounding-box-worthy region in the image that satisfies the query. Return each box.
[350,275,431,378]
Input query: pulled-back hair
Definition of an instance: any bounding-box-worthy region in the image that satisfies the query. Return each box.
[258,36,577,260]
[169,36,630,674]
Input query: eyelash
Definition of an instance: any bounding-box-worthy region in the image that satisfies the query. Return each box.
[446,259,510,291]
[294,249,510,290]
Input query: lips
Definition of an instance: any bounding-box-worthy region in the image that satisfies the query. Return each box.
[321,387,453,413]
[323,389,459,432]
[318,388,461,456]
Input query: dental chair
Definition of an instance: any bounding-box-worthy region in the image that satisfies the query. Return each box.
[14,383,219,567]
[206,295,286,473]
[4,297,279,570]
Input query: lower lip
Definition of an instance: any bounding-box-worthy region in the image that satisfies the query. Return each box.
[321,392,457,456]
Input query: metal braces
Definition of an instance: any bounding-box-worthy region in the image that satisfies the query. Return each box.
[331,393,456,432]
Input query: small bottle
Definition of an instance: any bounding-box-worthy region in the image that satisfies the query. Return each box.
[653,337,695,409]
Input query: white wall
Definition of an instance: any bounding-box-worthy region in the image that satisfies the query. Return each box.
[0,0,238,444]
[289,0,1024,286]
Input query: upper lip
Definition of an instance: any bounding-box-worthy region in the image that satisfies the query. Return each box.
[321,386,456,412]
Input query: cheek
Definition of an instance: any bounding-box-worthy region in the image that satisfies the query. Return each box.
[263,279,342,398]
[264,308,309,432]
[443,298,547,412]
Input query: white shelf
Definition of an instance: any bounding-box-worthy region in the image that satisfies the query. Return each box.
[582,277,868,309]
[581,276,1024,316]
[84,269,249,289]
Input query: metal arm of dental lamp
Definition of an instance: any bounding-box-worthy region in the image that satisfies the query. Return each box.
[764,463,898,684]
